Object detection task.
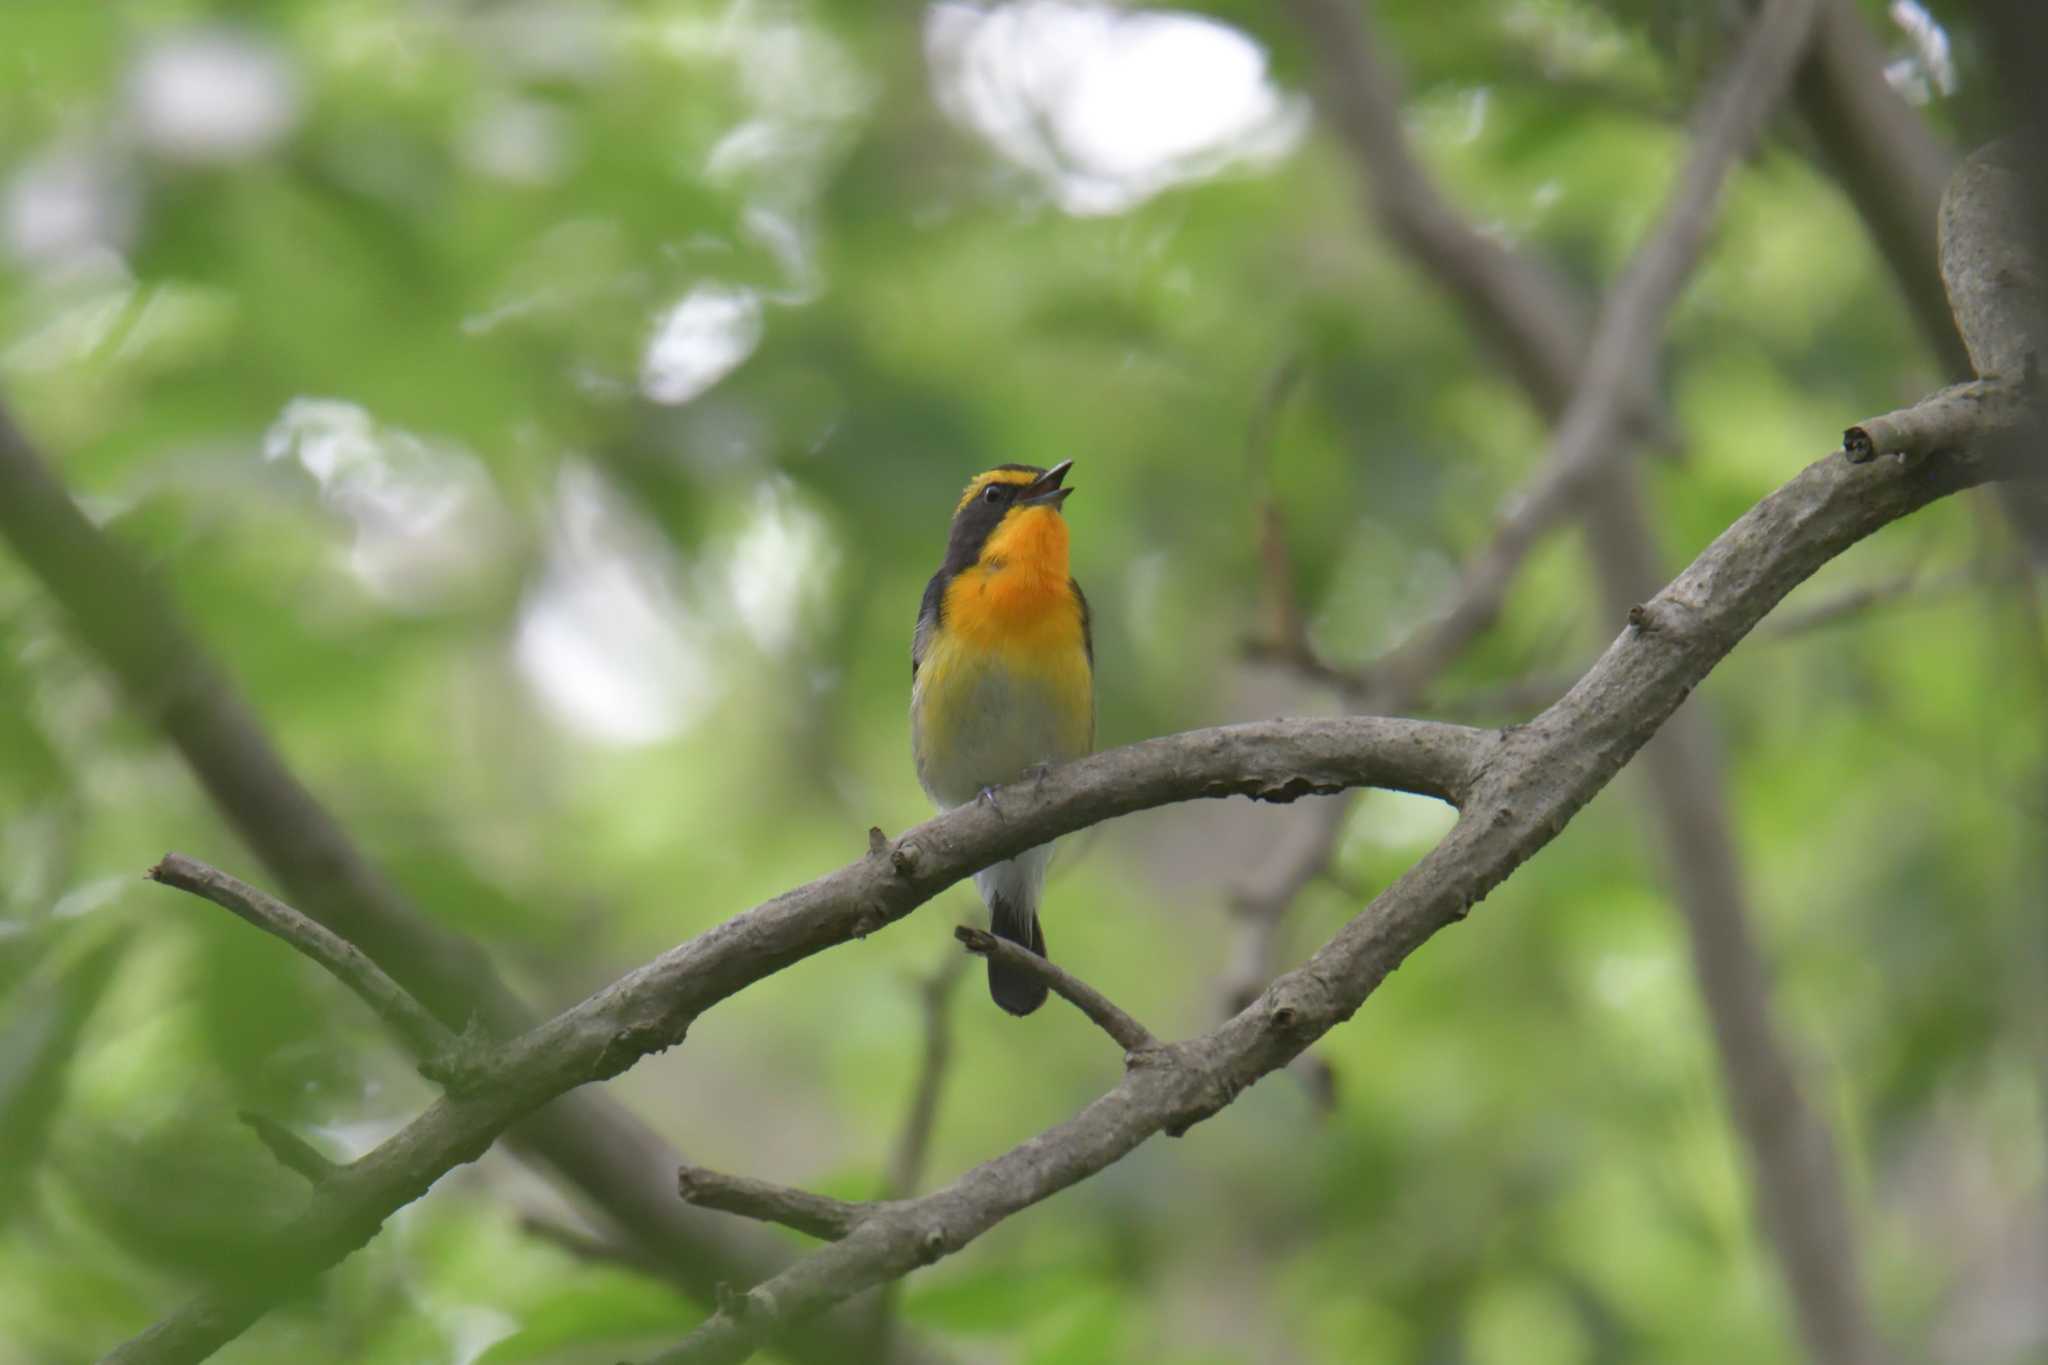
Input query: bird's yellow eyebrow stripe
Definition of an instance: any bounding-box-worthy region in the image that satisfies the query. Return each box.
[954,468,1041,514]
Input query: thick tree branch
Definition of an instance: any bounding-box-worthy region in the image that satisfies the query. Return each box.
[677,1169,870,1242]
[648,442,2012,1365]
[150,853,457,1061]
[952,927,1156,1054]
[102,712,1482,1365]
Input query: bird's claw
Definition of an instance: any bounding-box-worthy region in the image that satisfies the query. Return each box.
[978,766,1053,817]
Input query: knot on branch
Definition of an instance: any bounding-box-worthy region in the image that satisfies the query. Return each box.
[866,827,921,877]
[417,1014,500,1096]
[916,1223,950,1265]
[1264,974,1339,1041]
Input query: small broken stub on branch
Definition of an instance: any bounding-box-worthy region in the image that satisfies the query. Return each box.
[1842,378,2033,466]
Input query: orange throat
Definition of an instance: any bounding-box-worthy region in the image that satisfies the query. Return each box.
[942,506,1077,649]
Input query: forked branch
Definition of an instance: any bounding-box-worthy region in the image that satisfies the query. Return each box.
[952,927,1156,1054]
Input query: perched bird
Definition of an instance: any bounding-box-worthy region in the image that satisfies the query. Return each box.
[912,460,1093,1015]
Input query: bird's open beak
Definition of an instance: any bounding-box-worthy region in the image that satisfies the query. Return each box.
[1016,459,1074,508]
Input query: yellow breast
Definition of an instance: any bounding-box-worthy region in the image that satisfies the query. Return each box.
[912,557,1093,809]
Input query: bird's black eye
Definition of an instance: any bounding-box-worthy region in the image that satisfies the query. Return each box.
[982,483,1005,505]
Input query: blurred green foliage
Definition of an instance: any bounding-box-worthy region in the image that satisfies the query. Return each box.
[1,1,2042,1363]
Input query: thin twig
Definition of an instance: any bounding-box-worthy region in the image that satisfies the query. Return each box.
[237,1111,339,1185]
[678,1167,871,1242]
[952,927,1156,1055]
[150,853,456,1061]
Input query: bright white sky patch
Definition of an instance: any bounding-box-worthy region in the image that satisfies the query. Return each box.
[514,465,718,746]
[926,1,1305,215]
[640,283,764,405]
[126,29,302,164]
[263,398,508,607]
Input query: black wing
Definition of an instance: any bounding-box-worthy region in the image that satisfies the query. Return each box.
[912,568,948,679]
[1071,577,1093,665]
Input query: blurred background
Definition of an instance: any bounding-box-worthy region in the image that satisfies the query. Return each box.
[0,1,2042,1362]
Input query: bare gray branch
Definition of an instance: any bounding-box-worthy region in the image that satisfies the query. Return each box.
[678,1169,870,1242]
[102,711,1483,1365]
[953,927,1155,1054]
[150,854,456,1061]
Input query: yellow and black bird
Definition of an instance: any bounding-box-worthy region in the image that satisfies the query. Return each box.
[912,460,1093,1015]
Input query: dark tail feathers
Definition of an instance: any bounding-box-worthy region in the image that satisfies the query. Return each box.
[986,893,1048,1016]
